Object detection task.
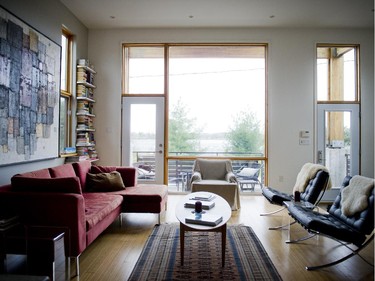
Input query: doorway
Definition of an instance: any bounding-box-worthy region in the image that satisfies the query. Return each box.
[121,97,165,184]
[317,103,360,188]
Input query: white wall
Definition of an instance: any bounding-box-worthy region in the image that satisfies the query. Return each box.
[88,27,374,192]
[0,0,88,185]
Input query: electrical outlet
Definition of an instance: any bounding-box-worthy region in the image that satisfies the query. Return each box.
[299,139,310,145]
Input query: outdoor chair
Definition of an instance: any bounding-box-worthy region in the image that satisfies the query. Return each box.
[190,158,240,210]
[261,163,330,229]
[286,175,374,270]
[235,162,263,191]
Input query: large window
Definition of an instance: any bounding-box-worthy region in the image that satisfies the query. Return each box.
[59,29,73,154]
[123,44,267,190]
[168,45,266,158]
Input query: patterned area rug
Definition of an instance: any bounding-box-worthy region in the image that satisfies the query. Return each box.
[128,223,282,281]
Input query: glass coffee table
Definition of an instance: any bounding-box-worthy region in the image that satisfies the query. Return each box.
[175,191,232,267]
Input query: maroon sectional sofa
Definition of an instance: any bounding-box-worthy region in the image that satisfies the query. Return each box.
[0,160,168,275]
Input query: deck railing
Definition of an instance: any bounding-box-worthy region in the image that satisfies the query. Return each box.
[132,150,265,191]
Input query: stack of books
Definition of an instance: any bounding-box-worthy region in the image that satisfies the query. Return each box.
[76,146,89,157]
[77,85,94,99]
[76,132,91,146]
[77,68,87,83]
[77,115,94,129]
[184,200,215,210]
[77,100,90,115]
[185,214,223,226]
[190,194,216,201]
[88,146,98,160]
[86,71,94,85]
[65,155,90,163]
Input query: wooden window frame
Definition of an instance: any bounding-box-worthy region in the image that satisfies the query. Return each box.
[60,28,73,155]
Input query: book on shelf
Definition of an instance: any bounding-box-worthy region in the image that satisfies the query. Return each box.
[185,214,223,226]
[184,200,215,210]
[65,155,90,162]
[76,147,89,156]
[190,194,216,201]
[63,147,76,154]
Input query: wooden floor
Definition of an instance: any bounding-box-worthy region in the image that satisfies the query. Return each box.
[72,194,374,281]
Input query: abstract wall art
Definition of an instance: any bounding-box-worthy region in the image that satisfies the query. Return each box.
[0,6,61,165]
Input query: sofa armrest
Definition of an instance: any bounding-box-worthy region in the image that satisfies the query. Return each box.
[226,171,238,183]
[190,171,202,183]
[115,167,137,187]
[0,192,86,257]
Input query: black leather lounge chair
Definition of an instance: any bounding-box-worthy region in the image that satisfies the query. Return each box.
[286,176,374,270]
[261,168,330,229]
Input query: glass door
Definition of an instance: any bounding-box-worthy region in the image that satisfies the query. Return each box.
[317,104,360,188]
[122,97,165,184]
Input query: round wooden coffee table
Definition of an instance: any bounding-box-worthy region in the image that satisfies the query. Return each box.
[175,191,232,267]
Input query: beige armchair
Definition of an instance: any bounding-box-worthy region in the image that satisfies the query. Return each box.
[190,158,240,210]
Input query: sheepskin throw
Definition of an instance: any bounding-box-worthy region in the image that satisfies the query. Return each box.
[293,163,331,193]
[341,175,374,217]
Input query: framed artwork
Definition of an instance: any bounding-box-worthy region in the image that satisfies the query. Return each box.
[0,6,61,166]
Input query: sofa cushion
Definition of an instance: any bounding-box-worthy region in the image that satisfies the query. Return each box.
[86,171,125,192]
[18,169,51,178]
[90,165,137,188]
[49,163,76,178]
[72,161,92,191]
[83,193,123,230]
[11,176,82,194]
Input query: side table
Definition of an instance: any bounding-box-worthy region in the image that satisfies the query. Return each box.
[0,216,23,273]
[26,226,67,281]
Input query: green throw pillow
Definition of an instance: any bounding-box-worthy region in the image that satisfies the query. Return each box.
[86,171,125,192]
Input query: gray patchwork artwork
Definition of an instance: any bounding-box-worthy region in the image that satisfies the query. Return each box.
[0,7,60,165]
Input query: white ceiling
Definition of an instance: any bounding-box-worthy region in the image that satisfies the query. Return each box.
[60,0,374,29]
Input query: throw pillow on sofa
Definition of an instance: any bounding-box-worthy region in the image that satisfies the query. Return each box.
[86,171,125,192]
[11,176,82,194]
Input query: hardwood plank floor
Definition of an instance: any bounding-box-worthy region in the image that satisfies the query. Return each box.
[72,194,374,281]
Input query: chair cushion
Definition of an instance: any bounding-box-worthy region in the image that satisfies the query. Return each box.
[262,186,292,206]
[329,177,374,235]
[195,159,230,180]
[237,168,258,177]
[301,170,329,204]
[287,204,367,247]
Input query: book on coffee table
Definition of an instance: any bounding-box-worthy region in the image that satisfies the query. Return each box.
[189,194,216,201]
[184,200,215,210]
[185,214,223,226]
